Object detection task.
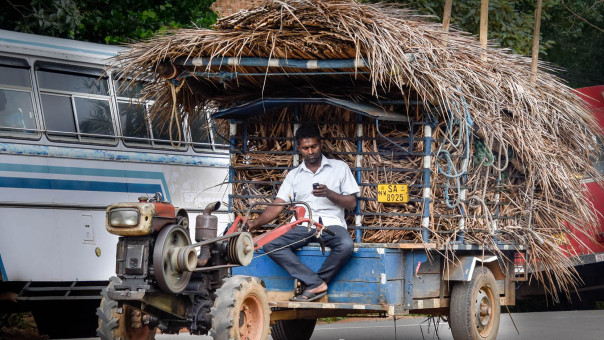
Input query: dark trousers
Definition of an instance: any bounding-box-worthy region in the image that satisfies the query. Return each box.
[262,225,354,290]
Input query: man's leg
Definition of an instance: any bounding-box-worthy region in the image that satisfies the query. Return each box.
[316,225,354,284]
[262,225,324,289]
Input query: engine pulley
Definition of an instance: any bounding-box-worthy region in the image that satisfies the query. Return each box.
[152,224,194,294]
[227,232,254,266]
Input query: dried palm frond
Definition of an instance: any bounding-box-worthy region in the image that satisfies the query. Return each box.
[110,0,603,298]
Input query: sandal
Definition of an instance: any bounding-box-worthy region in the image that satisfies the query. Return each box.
[289,289,327,302]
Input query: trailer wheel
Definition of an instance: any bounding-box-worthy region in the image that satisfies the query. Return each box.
[210,275,270,340]
[271,318,317,340]
[96,277,156,340]
[449,266,500,340]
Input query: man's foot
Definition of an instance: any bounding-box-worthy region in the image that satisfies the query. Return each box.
[290,282,327,302]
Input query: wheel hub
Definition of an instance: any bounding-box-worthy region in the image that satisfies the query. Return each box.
[475,288,492,332]
[239,295,264,340]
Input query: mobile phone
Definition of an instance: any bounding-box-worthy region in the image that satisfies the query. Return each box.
[313,183,320,190]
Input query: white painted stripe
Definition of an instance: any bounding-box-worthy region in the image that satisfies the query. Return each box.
[306,60,319,69]
[354,59,367,68]
[268,59,281,67]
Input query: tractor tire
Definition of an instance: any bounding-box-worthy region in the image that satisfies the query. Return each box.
[271,318,317,340]
[96,277,156,340]
[449,266,501,340]
[210,275,270,340]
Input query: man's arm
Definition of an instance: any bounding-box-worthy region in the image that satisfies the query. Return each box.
[247,197,287,231]
[312,185,357,210]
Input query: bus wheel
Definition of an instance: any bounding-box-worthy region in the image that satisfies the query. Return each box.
[271,318,317,340]
[96,277,156,340]
[449,266,500,340]
[211,276,270,340]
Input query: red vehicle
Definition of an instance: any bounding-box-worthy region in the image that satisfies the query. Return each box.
[517,85,604,308]
[566,86,604,305]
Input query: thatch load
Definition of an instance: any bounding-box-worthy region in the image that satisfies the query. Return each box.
[112,0,602,299]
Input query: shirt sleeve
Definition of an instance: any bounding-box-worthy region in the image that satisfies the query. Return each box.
[340,163,360,196]
[276,170,295,202]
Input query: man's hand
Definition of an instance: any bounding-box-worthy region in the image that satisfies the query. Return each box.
[246,219,257,231]
[245,198,287,231]
[311,184,330,198]
[312,184,357,210]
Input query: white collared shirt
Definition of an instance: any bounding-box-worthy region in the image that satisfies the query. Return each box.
[276,155,360,228]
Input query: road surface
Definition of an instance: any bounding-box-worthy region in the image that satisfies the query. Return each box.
[158,309,603,340]
[63,309,604,340]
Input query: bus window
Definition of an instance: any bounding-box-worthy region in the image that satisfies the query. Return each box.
[114,78,186,150]
[0,58,38,138]
[118,101,151,145]
[190,109,228,151]
[151,115,187,148]
[36,62,115,143]
[190,112,211,145]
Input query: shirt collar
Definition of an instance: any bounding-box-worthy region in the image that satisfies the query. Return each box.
[301,154,332,173]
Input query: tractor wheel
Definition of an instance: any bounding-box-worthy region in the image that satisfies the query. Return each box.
[96,277,156,340]
[210,275,270,340]
[271,318,317,340]
[449,266,501,340]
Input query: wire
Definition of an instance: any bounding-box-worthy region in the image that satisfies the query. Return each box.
[252,233,316,259]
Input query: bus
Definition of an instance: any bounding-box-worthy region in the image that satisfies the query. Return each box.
[0,29,231,338]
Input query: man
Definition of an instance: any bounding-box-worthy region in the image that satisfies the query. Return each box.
[247,124,359,301]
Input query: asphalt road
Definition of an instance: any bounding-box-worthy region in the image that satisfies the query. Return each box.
[138,309,604,340]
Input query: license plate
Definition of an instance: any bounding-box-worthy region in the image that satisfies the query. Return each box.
[377,184,409,203]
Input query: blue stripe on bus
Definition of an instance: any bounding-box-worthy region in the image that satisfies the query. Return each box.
[0,252,6,281]
[0,176,163,194]
[0,163,171,202]
[0,143,230,168]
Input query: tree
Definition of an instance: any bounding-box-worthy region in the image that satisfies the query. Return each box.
[2,0,602,87]
[1,0,217,43]
[365,0,604,87]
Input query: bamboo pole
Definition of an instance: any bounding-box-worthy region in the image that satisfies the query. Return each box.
[442,0,453,31]
[480,0,489,61]
[530,0,543,84]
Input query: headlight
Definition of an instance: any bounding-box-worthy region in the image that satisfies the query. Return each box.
[106,203,155,236]
[108,208,139,227]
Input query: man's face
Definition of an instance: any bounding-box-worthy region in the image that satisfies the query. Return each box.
[297,137,322,166]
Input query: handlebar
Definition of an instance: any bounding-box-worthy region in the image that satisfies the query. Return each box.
[243,201,313,224]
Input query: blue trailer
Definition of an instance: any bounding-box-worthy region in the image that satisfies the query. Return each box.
[100,57,530,340]
[233,243,520,339]
[215,97,526,340]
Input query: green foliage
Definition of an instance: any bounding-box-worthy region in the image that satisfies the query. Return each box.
[365,0,556,55]
[2,0,217,44]
[2,0,602,86]
[363,0,603,87]
[540,0,604,87]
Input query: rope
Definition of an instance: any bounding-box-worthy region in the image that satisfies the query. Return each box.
[473,139,495,167]
[436,89,473,209]
[168,80,185,148]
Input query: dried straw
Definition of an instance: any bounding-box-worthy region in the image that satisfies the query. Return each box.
[110,0,602,298]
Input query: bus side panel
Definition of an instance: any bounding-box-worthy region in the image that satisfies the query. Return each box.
[0,153,229,282]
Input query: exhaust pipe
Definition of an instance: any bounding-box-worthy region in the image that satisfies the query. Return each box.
[195,201,221,242]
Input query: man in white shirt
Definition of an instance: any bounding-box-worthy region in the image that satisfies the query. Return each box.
[247,124,359,301]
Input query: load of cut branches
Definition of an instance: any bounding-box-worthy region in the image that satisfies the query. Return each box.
[111,0,602,299]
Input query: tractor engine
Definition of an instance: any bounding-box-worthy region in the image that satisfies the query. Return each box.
[102,193,254,335]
